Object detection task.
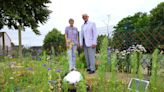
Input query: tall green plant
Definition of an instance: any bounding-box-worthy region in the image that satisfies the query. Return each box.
[150,49,159,91]
[98,36,108,64]
[108,52,118,92]
[97,36,108,91]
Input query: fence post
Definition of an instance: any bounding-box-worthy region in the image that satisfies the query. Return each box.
[107,47,111,64]
[2,32,5,56]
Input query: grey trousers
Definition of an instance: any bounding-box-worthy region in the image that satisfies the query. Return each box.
[84,45,96,71]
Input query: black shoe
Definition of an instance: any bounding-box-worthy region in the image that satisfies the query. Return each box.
[86,69,90,72]
[88,71,95,74]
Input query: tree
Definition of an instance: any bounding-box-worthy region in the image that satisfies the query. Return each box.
[0,0,51,57]
[112,12,150,51]
[149,2,164,46]
[43,28,66,55]
[112,2,164,52]
[149,2,164,31]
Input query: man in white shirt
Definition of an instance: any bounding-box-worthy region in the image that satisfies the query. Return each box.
[80,14,98,74]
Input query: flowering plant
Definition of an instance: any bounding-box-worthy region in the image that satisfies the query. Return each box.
[114,44,146,72]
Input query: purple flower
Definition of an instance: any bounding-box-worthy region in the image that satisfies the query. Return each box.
[42,64,47,67]
[48,80,51,84]
[26,67,33,71]
[48,68,52,71]
[56,69,61,73]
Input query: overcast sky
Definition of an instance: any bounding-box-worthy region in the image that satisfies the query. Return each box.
[0,0,163,46]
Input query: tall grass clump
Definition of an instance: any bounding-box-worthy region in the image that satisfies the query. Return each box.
[96,36,109,91]
[150,49,159,92]
[108,52,118,92]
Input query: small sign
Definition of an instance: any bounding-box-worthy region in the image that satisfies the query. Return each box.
[128,78,149,92]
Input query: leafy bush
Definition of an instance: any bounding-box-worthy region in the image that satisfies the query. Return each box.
[43,28,66,55]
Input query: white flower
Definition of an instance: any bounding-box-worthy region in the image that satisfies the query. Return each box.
[47,56,50,60]
[127,51,131,54]
[121,56,125,59]
[115,49,119,53]
[126,44,146,53]
[121,52,126,56]
[123,50,126,53]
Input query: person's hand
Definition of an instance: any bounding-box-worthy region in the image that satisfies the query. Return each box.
[66,45,70,49]
[77,43,80,47]
[92,44,96,48]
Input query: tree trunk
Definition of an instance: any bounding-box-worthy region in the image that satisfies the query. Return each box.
[18,26,22,58]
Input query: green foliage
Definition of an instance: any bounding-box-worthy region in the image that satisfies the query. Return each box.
[151,49,160,91]
[43,28,66,55]
[112,12,150,51]
[97,35,113,53]
[98,36,108,64]
[149,2,164,31]
[148,2,164,50]
[114,12,149,32]
[130,52,140,74]
[112,2,164,52]
[76,52,86,69]
[0,0,51,34]
[76,80,87,92]
[97,35,107,52]
[62,81,69,92]
[0,0,51,57]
